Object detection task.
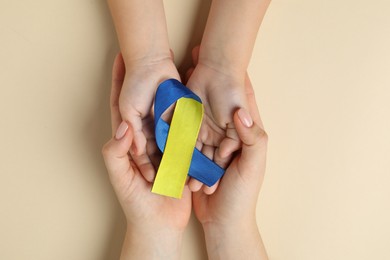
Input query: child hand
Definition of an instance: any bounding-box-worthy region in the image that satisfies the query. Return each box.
[192,76,268,259]
[185,46,249,194]
[119,52,180,182]
[102,54,191,259]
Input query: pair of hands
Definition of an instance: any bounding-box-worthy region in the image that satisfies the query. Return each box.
[102,49,268,258]
[118,46,248,194]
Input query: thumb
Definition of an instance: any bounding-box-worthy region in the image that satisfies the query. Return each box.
[120,109,147,156]
[102,121,134,181]
[234,108,268,164]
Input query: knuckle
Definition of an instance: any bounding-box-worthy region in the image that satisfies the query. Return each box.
[255,127,269,146]
[101,142,113,157]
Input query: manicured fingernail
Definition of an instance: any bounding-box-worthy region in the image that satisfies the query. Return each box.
[238,108,253,128]
[115,121,128,140]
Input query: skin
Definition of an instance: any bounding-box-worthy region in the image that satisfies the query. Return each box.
[102,53,268,259]
[107,0,180,183]
[188,49,269,259]
[107,0,271,196]
[105,0,271,258]
[186,0,271,193]
[102,54,191,260]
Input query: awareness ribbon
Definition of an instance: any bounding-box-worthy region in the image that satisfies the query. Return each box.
[151,79,225,198]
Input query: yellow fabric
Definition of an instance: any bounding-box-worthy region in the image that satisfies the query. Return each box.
[151,98,204,198]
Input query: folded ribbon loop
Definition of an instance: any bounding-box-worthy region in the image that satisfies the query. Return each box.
[152,79,225,198]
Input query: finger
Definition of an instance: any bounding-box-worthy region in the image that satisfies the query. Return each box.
[188,178,203,192]
[102,122,134,181]
[146,136,160,168]
[128,116,147,156]
[195,140,204,152]
[189,144,216,192]
[214,146,233,169]
[201,144,215,161]
[234,108,268,164]
[203,180,219,195]
[190,144,217,192]
[170,49,175,60]
[217,138,239,160]
[217,123,241,159]
[110,53,126,134]
[129,149,156,183]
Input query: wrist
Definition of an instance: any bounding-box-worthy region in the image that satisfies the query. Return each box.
[122,54,180,85]
[191,61,246,89]
[122,50,173,69]
[198,44,248,76]
[121,226,184,260]
[202,217,258,237]
[202,220,266,260]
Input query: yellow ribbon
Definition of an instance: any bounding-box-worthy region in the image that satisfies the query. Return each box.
[151,97,204,198]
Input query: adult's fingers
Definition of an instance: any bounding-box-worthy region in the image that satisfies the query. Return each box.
[233,108,268,167]
[102,122,134,182]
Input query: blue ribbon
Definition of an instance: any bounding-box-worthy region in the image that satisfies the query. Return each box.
[154,79,225,187]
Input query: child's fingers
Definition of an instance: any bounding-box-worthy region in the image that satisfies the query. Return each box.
[129,149,156,183]
[214,122,241,170]
[188,144,215,192]
[102,121,134,182]
[188,178,203,192]
[203,180,219,195]
[216,129,241,160]
[214,146,233,171]
[128,116,147,156]
[110,53,126,134]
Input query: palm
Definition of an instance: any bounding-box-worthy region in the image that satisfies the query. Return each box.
[119,165,192,230]
[118,58,180,182]
[128,115,191,229]
[192,73,264,226]
[109,54,191,230]
[185,63,248,193]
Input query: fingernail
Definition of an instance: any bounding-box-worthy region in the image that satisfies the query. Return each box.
[238,108,253,128]
[115,121,128,140]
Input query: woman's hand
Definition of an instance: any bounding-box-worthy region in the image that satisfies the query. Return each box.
[192,75,269,260]
[102,54,191,260]
[119,52,180,182]
[185,46,248,194]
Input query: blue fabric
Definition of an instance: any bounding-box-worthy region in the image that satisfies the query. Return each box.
[154,79,225,187]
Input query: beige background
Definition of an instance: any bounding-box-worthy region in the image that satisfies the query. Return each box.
[1,0,389,259]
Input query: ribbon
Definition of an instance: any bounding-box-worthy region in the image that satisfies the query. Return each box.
[151,79,225,198]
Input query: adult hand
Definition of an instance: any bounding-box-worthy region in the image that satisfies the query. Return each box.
[185,46,249,194]
[117,51,180,182]
[192,74,268,260]
[102,54,191,259]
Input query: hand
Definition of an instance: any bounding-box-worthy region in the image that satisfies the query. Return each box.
[192,75,268,259]
[185,46,249,194]
[119,52,180,182]
[102,54,191,259]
